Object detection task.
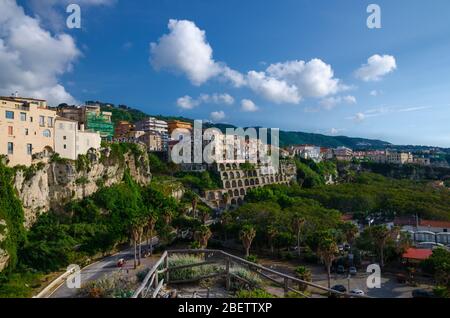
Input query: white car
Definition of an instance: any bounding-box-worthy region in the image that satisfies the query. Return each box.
[350,289,365,296]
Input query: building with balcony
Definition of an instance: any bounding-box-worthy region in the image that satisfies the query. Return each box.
[1,96,56,166]
[135,117,169,150]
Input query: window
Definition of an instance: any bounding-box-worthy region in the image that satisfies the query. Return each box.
[8,126,13,136]
[63,136,67,140]
[43,130,51,138]
[39,116,45,126]
[7,142,13,155]
[30,116,33,123]
[48,117,54,127]
[20,112,27,121]
[27,144,32,155]
[5,111,14,120]
[25,128,29,136]
[63,144,67,149]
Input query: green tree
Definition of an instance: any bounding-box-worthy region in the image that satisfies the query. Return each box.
[317,233,338,289]
[240,225,256,257]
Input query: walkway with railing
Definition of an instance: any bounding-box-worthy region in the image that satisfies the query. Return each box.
[132,249,370,299]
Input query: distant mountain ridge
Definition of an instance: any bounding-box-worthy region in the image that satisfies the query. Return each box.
[94,102,446,151]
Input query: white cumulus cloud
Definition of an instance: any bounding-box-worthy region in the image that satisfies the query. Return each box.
[151,19,347,106]
[176,93,235,109]
[355,54,397,82]
[266,59,343,98]
[210,110,226,122]
[246,71,301,104]
[240,99,259,112]
[0,0,80,105]
[319,95,356,110]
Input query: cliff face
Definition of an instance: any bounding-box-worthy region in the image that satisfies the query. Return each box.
[13,146,152,228]
[0,219,8,272]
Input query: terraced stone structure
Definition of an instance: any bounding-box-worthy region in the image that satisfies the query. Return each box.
[204,161,296,209]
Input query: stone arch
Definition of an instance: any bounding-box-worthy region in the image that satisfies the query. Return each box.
[226,163,232,170]
[219,163,225,171]
[250,179,255,186]
[236,171,241,178]
[225,181,231,189]
[231,199,238,205]
[240,188,245,196]
[238,180,243,187]
[228,190,233,197]
[245,179,250,186]
[238,198,244,205]
[222,172,229,179]
[234,189,240,197]
[232,163,238,170]
[230,171,235,179]
[255,178,260,185]
[232,180,237,188]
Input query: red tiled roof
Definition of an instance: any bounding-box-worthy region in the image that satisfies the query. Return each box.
[402,248,432,261]
[341,214,353,222]
[419,220,450,229]
[394,217,416,227]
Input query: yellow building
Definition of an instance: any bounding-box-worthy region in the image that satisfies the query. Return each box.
[0,96,56,167]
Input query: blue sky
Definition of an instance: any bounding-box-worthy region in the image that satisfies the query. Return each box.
[5,0,450,146]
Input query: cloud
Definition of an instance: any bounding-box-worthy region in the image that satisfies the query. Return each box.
[28,0,116,31]
[210,110,226,122]
[151,20,347,105]
[355,54,397,81]
[0,0,80,105]
[246,71,301,104]
[353,112,366,122]
[370,90,380,96]
[266,59,343,98]
[319,95,356,110]
[330,128,345,135]
[241,99,259,112]
[176,93,235,109]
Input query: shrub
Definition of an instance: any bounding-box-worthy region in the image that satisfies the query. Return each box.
[246,255,258,264]
[78,272,134,298]
[168,255,220,282]
[229,267,262,291]
[236,289,274,298]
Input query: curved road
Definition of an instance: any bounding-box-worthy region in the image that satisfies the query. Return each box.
[50,239,159,298]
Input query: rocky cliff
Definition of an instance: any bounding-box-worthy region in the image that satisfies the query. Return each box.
[14,145,152,228]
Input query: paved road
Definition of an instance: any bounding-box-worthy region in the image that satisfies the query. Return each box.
[50,239,159,298]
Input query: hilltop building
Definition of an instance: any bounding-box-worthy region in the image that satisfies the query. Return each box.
[54,118,101,161]
[135,117,169,150]
[57,103,114,139]
[1,96,56,166]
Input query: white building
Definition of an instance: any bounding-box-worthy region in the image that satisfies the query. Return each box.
[55,118,101,160]
[135,117,169,150]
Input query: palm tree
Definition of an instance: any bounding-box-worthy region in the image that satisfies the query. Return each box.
[295,266,312,292]
[317,237,339,289]
[267,225,278,254]
[198,207,210,224]
[240,225,256,257]
[146,213,158,256]
[191,196,198,218]
[221,211,232,241]
[370,225,399,268]
[342,222,359,246]
[292,215,305,257]
[194,225,212,249]
[130,224,142,269]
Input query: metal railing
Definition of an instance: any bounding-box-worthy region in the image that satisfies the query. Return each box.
[132,249,370,298]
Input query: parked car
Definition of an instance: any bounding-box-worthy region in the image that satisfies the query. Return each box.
[350,289,365,296]
[396,273,407,284]
[337,265,346,274]
[331,285,347,293]
[349,266,357,276]
[412,289,435,298]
